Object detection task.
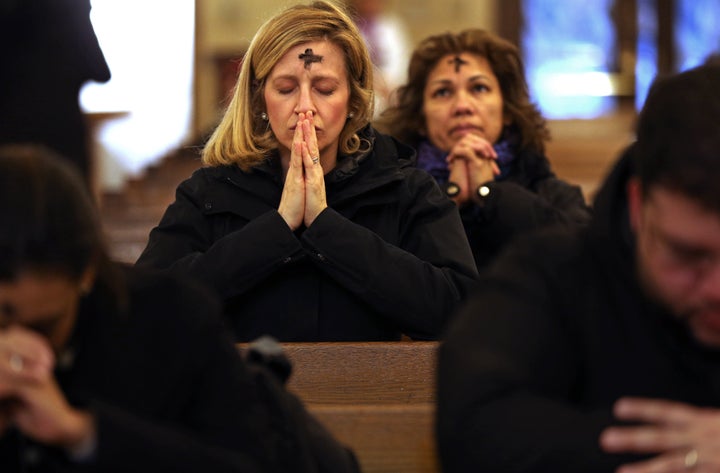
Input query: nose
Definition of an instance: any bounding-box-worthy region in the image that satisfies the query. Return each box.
[452,89,474,116]
[294,85,317,115]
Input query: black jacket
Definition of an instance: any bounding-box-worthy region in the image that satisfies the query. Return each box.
[0,265,359,472]
[458,148,591,268]
[437,148,720,473]
[137,127,478,342]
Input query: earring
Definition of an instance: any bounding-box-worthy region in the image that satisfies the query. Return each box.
[347,112,354,119]
[260,112,268,121]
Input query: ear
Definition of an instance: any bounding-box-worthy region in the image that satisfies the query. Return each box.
[627,177,643,234]
[79,265,97,296]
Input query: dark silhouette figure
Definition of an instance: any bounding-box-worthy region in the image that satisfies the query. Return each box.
[0,0,110,184]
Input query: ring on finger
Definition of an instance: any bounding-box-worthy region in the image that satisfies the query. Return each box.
[311,156,319,165]
[9,353,24,373]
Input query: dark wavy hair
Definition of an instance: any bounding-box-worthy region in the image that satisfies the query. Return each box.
[0,144,112,282]
[634,63,720,214]
[380,28,549,154]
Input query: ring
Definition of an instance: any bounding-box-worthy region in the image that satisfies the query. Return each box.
[311,156,319,165]
[684,448,698,470]
[9,353,23,373]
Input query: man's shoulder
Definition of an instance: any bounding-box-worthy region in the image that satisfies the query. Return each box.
[481,224,599,285]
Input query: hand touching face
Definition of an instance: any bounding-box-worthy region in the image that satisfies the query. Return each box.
[277,111,328,230]
[0,273,95,452]
[422,52,506,153]
[264,39,351,171]
[423,53,507,206]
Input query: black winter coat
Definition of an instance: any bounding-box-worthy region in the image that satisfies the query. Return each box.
[437,148,720,473]
[458,148,592,268]
[137,128,478,342]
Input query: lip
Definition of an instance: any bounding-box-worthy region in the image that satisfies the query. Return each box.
[449,124,482,136]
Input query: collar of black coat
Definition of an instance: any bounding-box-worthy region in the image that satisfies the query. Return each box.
[590,143,636,258]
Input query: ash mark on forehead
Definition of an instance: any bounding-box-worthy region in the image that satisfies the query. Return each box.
[299,48,323,69]
[449,55,469,73]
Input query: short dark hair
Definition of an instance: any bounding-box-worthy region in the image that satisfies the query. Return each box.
[634,63,720,213]
[0,143,109,280]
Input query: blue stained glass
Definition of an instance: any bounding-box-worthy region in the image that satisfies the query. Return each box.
[676,0,720,70]
[522,0,616,118]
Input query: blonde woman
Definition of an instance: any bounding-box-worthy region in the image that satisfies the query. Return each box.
[137,1,477,342]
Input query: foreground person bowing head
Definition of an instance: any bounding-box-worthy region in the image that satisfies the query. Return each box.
[437,63,720,473]
[136,1,477,342]
[0,144,359,472]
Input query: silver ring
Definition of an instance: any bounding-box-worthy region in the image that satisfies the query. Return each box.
[311,156,319,165]
[684,448,698,470]
[9,353,24,373]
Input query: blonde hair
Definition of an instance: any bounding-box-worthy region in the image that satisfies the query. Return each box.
[203,0,374,170]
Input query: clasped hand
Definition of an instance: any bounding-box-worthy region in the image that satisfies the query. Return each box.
[278,111,328,230]
[0,325,93,451]
[446,133,499,206]
[600,397,720,472]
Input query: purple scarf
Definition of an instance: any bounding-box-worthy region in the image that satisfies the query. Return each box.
[416,133,517,184]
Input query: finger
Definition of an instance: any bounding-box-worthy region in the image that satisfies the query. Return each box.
[301,141,315,169]
[600,426,686,453]
[472,141,497,159]
[305,110,318,146]
[302,115,320,170]
[289,124,305,171]
[615,398,698,425]
[459,134,496,158]
[0,328,54,380]
[449,144,475,162]
[615,451,694,473]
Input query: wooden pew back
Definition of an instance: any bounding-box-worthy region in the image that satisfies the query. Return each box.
[282,341,437,404]
[238,341,440,473]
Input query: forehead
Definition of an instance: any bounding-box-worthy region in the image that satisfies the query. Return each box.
[428,53,496,81]
[0,272,76,322]
[269,40,347,78]
[645,186,720,249]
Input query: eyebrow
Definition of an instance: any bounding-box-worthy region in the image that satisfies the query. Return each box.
[428,74,492,86]
[269,74,341,84]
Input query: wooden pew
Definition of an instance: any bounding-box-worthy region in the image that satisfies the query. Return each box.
[281,341,437,404]
[238,341,440,473]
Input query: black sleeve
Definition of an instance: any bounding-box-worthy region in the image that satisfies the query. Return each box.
[436,234,624,473]
[300,171,478,339]
[136,172,306,301]
[460,177,591,267]
[84,272,358,473]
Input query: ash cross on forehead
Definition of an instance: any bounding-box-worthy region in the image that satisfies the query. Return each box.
[299,48,323,69]
[449,55,469,73]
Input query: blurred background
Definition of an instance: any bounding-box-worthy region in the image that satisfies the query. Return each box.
[76,0,719,262]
